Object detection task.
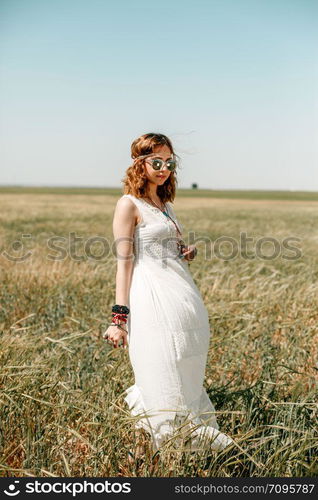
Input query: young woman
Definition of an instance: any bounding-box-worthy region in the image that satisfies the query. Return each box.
[103,133,234,458]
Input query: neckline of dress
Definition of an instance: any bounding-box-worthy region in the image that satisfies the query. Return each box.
[125,194,174,224]
[127,194,182,236]
[131,195,168,214]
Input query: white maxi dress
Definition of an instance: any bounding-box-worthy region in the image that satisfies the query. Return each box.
[121,194,234,453]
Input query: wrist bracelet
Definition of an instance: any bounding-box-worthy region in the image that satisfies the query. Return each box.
[112,312,128,323]
[112,304,130,314]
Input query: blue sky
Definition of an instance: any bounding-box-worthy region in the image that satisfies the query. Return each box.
[1,0,317,190]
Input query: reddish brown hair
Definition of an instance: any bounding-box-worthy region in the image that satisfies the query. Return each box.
[122,132,180,202]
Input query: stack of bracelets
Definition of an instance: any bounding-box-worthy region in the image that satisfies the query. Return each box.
[110,304,130,332]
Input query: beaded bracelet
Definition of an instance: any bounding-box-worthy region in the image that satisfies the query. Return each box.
[110,304,130,332]
[112,304,130,314]
[112,312,128,323]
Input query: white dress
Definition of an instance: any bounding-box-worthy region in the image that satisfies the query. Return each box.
[121,194,234,453]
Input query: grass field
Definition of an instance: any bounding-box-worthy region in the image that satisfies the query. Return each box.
[0,187,317,477]
[1,185,318,201]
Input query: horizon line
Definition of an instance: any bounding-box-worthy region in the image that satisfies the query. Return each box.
[0,184,317,194]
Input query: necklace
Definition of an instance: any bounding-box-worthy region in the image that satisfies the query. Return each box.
[145,196,182,237]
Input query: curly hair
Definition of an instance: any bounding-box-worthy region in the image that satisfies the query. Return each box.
[122,132,180,203]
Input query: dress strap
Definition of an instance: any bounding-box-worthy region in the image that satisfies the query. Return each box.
[121,194,146,227]
[121,194,144,207]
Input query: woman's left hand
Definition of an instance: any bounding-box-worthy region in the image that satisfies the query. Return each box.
[181,244,198,261]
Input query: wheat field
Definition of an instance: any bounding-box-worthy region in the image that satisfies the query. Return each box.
[0,188,317,477]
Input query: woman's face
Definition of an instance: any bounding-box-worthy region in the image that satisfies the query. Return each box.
[143,144,173,187]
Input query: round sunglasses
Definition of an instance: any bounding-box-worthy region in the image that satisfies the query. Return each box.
[146,156,177,172]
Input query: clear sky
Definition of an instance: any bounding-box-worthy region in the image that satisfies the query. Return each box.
[1,0,317,190]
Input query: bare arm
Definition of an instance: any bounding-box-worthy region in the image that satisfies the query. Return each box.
[103,197,136,348]
[113,197,136,306]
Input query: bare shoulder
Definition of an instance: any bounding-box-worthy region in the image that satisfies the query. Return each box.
[114,196,139,226]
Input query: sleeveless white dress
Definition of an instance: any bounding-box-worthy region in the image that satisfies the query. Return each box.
[121,194,234,453]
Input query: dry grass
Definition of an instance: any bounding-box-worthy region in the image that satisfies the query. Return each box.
[0,191,317,477]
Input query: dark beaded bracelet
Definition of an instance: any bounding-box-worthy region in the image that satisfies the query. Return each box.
[112,304,130,315]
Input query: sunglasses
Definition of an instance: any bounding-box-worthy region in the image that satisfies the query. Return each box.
[146,156,177,172]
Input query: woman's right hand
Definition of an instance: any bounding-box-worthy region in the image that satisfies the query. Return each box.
[103,324,128,349]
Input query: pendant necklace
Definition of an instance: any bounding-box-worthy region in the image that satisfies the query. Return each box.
[145,196,182,237]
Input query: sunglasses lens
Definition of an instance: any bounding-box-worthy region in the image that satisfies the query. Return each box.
[167,161,176,171]
[151,159,163,170]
